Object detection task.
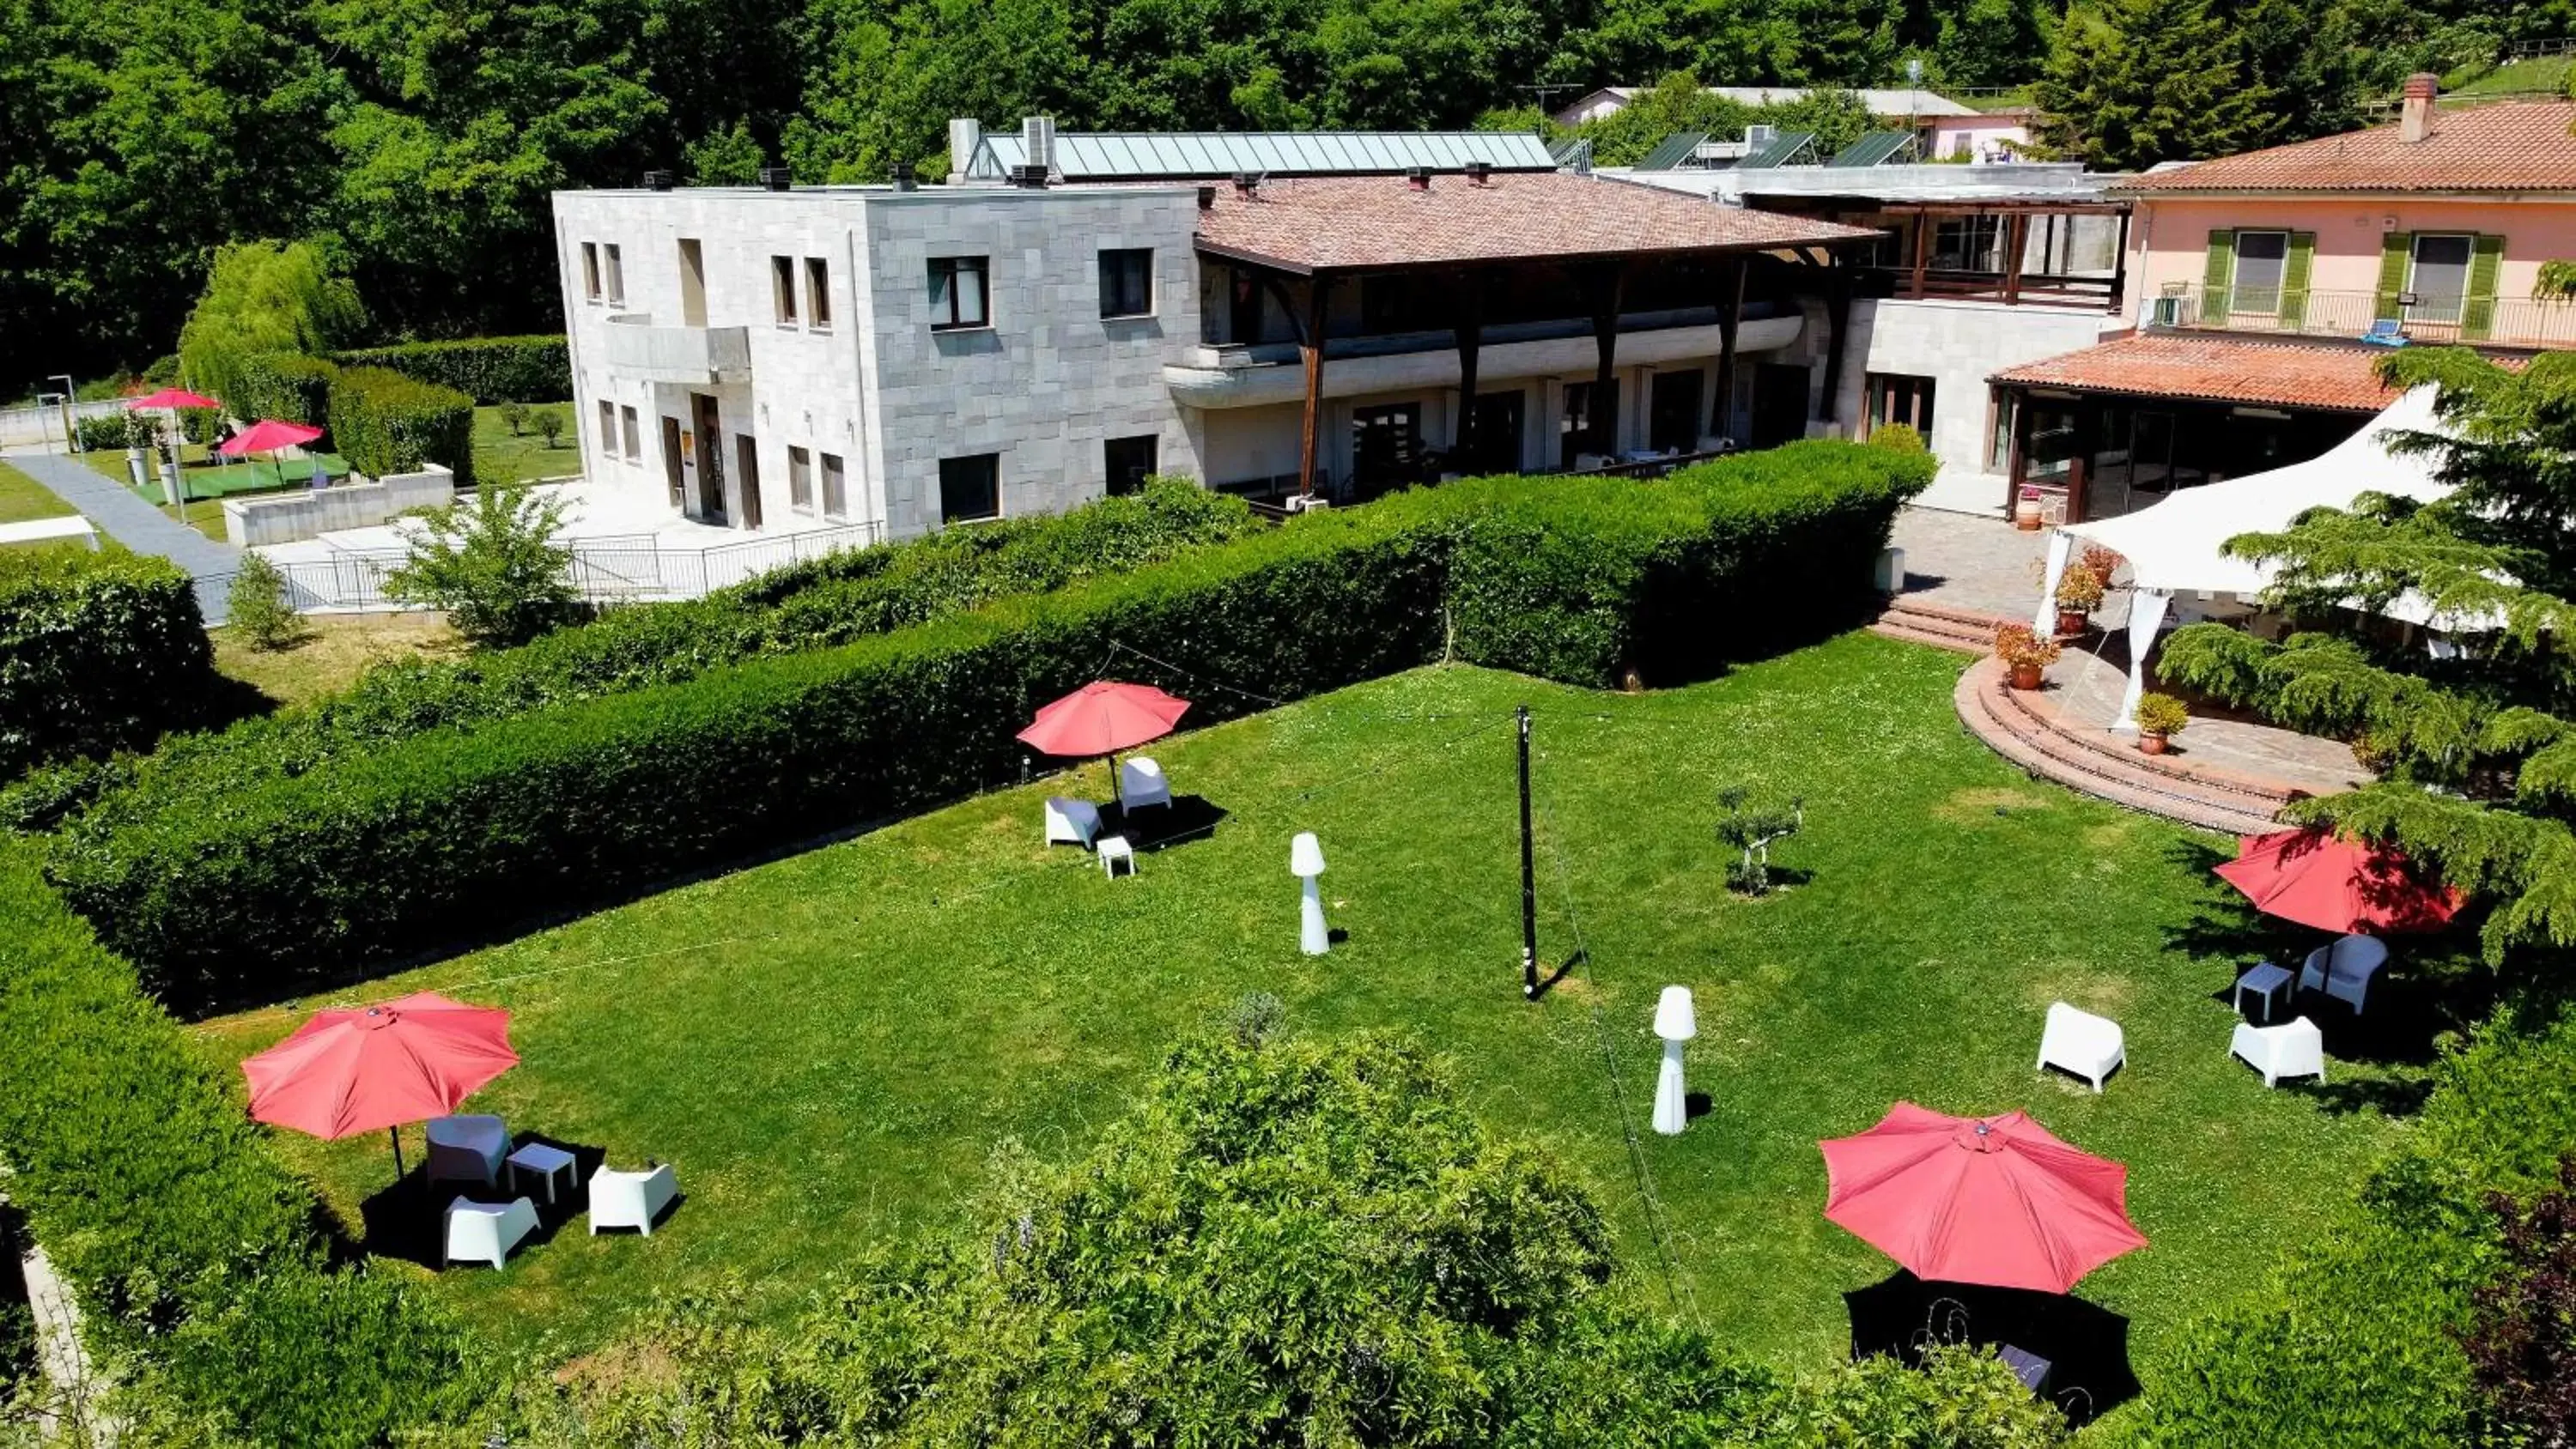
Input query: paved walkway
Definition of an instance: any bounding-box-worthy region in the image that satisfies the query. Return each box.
[1890,506,2131,630]
[5,451,239,623]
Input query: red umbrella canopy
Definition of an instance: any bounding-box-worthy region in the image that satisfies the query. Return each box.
[2214,828,2464,935]
[1820,1103,2148,1294]
[218,419,325,457]
[127,387,218,411]
[1016,680,1192,758]
[242,991,519,1141]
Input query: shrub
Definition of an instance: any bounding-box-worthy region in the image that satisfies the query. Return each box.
[330,336,570,404]
[499,398,530,435]
[384,483,578,647]
[1865,420,1928,453]
[227,554,302,652]
[532,406,564,447]
[2134,692,2189,737]
[2464,1156,2576,1442]
[2053,564,2105,612]
[72,409,147,452]
[0,551,216,779]
[175,240,364,414]
[0,845,474,1444]
[327,366,473,487]
[230,352,338,429]
[1992,622,2061,672]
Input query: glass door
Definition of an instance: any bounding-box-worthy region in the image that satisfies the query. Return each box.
[2408,234,2473,328]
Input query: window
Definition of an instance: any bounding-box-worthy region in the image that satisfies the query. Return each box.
[788,445,813,511]
[619,405,641,462]
[930,256,989,330]
[597,399,616,454]
[1103,434,1157,495]
[1932,216,2002,272]
[1098,248,1154,318]
[1559,381,1616,470]
[2231,231,2287,314]
[805,258,832,330]
[821,452,848,517]
[1864,373,1936,440]
[939,452,1000,522]
[2409,233,2474,322]
[581,242,602,301]
[603,244,625,306]
[771,256,799,325]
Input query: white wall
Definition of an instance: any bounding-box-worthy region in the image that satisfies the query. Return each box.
[1836,297,2117,471]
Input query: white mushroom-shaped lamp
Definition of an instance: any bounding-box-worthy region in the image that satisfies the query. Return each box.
[1651,985,1697,1136]
[1291,832,1328,956]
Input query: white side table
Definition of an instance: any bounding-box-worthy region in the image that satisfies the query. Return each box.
[506,1142,580,1204]
[1098,834,1137,879]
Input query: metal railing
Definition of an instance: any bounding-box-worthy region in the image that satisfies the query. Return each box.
[264,521,884,612]
[1866,265,2121,311]
[2146,284,2576,350]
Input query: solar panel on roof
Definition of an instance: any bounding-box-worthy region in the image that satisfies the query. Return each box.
[1736,130,1819,169]
[1827,132,1918,167]
[1635,132,1709,171]
[971,130,1558,179]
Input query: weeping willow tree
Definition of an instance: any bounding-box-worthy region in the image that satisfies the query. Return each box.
[174,239,367,415]
[2157,348,2576,960]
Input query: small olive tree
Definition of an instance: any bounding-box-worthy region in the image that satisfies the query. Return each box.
[384,483,578,648]
[226,553,302,651]
[1716,785,1804,895]
[531,408,564,448]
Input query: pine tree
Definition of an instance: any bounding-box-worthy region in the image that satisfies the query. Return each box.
[2157,349,2576,959]
[2033,0,2266,169]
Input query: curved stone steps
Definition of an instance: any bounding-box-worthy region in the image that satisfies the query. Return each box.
[1872,597,2009,656]
[1953,657,2292,836]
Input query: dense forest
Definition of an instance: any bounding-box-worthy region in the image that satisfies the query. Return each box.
[0,0,2563,390]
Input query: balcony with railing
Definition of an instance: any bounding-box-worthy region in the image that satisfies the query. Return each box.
[603,312,754,385]
[2147,284,2576,351]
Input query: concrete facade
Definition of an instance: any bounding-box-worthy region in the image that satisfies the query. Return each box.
[1836,297,2117,475]
[223,464,456,546]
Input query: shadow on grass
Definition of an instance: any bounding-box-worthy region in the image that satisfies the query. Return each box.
[332,1131,628,1270]
[1844,1270,2139,1428]
[1105,794,1229,852]
[1528,949,1589,1000]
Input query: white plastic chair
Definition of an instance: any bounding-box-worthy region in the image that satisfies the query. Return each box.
[2299,934,2390,1016]
[2036,1002,2126,1093]
[425,1114,508,1188]
[443,1196,539,1268]
[1119,757,1172,810]
[1043,797,1101,848]
[2231,1016,2326,1088]
[588,1163,679,1236]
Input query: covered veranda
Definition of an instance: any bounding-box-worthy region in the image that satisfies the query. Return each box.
[1186,171,1879,500]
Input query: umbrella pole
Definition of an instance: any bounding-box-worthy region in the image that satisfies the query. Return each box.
[1111,751,1123,812]
[389,1125,406,1183]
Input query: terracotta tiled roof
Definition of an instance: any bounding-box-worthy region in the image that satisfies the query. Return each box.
[1987,334,2403,411]
[1192,172,1878,273]
[2115,101,2576,194]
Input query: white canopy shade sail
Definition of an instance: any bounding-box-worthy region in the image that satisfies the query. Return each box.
[2056,386,2452,597]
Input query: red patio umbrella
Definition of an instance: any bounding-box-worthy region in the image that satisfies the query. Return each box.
[218,418,324,458]
[2214,828,2464,935]
[1820,1103,2148,1294]
[242,991,519,1178]
[1017,680,1192,809]
[125,387,218,411]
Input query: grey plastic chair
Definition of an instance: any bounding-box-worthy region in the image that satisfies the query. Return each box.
[425,1113,508,1188]
[2298,934,2389,1016]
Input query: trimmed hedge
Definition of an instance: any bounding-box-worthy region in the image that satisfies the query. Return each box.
[0,550,216,780]
[0,844,473,1444]
[328,365,474,488]
[72,410,145,452]
[231,350,340,428]
[331,335,570,405]
[46,447,1924,1003]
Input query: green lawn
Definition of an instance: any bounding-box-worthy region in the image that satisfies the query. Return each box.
[197,636,2416,1408]
[0,461,74,524]
[2450,55,2572,97]
[473,403,582,484]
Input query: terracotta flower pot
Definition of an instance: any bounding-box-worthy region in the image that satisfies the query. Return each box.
[2056,609,2089,638]
[2013,500,2043,531]
[2139,732,2170,755]
[2009,663,2043,691]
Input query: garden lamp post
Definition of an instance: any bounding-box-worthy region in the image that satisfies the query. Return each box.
[1651,985,1696,1136]
[1291,832,1328,956]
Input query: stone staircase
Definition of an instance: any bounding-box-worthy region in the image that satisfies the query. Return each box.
[1953,657,2297,836]
[1871,597,2008,655]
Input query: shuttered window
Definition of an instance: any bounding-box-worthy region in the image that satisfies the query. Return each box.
[2464,234,2506,340]
[2201,230,2236,320]
[2372,233,2413,322]
[2281,233,2316,330]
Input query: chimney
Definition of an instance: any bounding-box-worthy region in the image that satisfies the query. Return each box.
[759,166,793,191]
[1464,160,1492,185]
[890,161,917,192]
[1406,167,1431,191]
[1232,170,1259,197]
[1022,116,1056,177]
[642,168,676,191]
[2401,73,2437,143]
[947,118,982,184]
[1197,185,1216,210]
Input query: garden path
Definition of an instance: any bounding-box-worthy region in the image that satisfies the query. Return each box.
[3,449,239,623]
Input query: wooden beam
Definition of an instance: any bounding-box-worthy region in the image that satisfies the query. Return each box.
[2002,212,2029,306]
[1816,264,1851,425]
[1908,209,1930,301]
[1710,255,1745,443]
[1452,271,1484,470]
[1586,264,1624,458]
[2109,209,2132,316]
[1297,277,1333,499]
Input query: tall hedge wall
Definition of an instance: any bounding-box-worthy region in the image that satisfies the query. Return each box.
[331,335,569,404]
[0,551,216,780]
[45,446,1925,1005]
[327,365,474,488]
[231,350,340,428]
[0,845,473,1444]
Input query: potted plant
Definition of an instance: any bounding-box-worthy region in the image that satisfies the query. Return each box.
[1993,623,2061,691]
[2053,566,2105,637]
[2079,543,2121,589]
[2135,693,2189,755]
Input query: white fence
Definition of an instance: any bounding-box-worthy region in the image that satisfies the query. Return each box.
[264,522,885,613]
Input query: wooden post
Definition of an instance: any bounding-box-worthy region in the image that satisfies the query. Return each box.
[2002,212,2029,305]
[1909,208,1931,300]
[1710,255,1745,443]
[2109,209,2132,315]
[1587,265,1623,457]
[1817,262,1851,425]
[1452,271,1484,470]
[1297,276,1332,499]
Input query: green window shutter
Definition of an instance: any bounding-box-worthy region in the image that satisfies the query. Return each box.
[2281,232,2315,330]
[2463,233,2505,341]
[2202,230,2236,319]
[2374,233,2412,320]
